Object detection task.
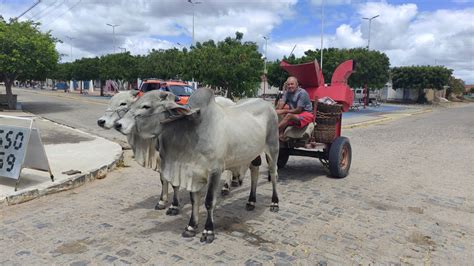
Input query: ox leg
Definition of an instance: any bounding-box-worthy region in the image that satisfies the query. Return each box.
[201,171,221,243]
[155,176,168,210]
[246,156,261,211]
[182,191,200,238]
[266,151,280,213]
[221,170,231,196]
[231,171,242,187]
[166,186,180,216]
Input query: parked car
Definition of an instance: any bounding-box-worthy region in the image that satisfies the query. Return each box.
[138,79,195,104]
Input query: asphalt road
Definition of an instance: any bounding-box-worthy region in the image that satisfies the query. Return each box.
[1,89,473,264]
[11,87,126,144]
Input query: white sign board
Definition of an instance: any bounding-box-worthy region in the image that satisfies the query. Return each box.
[0,115,53,190]
[0,126,30,178]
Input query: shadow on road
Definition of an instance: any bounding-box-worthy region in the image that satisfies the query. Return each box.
[279,157,329,182]
[22,101,74,115]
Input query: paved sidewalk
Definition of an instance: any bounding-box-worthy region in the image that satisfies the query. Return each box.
[0,110,123,208]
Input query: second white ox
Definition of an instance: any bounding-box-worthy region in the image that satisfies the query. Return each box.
[115,88,280,243]
[97,91,246,215]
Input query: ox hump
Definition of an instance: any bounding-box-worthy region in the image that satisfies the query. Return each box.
[188,88,215,109]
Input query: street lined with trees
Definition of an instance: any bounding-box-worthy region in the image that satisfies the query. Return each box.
[1,17,467,110]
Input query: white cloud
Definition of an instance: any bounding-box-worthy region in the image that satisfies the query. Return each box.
[4,0,297,61]
[2,0,473,83]
[278,1,474,83]
[311,0,352,5]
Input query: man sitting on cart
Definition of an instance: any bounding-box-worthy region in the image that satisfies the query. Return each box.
[276,76,314,140]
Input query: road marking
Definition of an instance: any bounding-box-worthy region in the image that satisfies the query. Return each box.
[343,109,432,129]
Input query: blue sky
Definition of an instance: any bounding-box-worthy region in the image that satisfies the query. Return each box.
[1,0,473,83]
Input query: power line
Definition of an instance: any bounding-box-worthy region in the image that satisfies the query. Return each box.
[31,0,66,21]
[42,0,81,28]
[16,0,41,19]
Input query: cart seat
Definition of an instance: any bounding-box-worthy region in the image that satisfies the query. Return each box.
[284,122,314,140]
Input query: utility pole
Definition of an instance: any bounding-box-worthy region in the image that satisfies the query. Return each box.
[66,36,75,61]
[16,0,41,19]
[106,23,120,53]
[363,15,379,50]
[263,36,269,97]
[362,15,379,109]
[320,0,324,73]
[188,0,202,46]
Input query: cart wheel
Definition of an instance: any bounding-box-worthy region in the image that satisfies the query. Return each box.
[277,148,290,169]
[328,137,352,178]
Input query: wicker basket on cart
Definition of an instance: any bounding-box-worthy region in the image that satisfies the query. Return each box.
[314,103,342,143]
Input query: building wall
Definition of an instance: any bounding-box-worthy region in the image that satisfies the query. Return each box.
[257,80,279,96]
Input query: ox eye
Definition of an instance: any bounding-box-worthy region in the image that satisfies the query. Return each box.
[120,102,127,106]
[142,105,151,110]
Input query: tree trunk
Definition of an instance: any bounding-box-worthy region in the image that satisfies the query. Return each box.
[5,78,16,110]
[100,80,104,96]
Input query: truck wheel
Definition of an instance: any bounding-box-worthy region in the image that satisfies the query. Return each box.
[328,137,351,178]
[277,148,290,169]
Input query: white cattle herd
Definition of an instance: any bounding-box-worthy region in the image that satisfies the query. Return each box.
[98,89,280,243]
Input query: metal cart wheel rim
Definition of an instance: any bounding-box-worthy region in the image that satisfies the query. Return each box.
[340,145,349,169]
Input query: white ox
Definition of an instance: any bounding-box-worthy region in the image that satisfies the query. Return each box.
[97,91,179,214]
[97,91,245,215]
[115,88,280,243]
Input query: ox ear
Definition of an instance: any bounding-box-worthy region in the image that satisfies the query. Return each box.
[159,91,177,102]
[161,102,200,123]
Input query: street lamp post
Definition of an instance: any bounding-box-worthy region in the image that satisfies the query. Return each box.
[188,0,202,46]
[362,15,379,50]
[263,36,269,97]
[66,35,74,61]
[106,23,120,53]
[118,47,126,53]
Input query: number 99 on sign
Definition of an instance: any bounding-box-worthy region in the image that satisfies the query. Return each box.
[0,129,25,173]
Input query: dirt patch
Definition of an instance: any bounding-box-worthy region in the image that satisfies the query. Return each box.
[40,130,94,144]
[220,216,273,246]
[408,206,424,214]
[407,231,436,247]
[53,241,88,254]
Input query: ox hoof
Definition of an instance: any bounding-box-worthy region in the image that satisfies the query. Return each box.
[270,203,279,212]
[166,206,179,216]
[182,226,197,238]
[246,202,256,211]
[221,189,230,196]
[154,202,166,210]
[200,230,215,243]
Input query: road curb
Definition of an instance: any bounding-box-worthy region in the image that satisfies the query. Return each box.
[2,152,123,207]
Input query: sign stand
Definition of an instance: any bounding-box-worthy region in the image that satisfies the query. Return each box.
[0,115,54,191]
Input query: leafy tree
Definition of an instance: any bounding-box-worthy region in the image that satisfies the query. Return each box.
[139,48,188,80]
[0,18,59,108]
[189,32,263,99]
[392,65,452,102]
[99,52,139,89]
[447,76,465,97]
[266,55,299,90]
[301,48,390,89]
[50,62,73,81]
[267,48,390,91]
[71,57,100,81]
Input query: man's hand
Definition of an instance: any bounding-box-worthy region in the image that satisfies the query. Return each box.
[276,109,288,115]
